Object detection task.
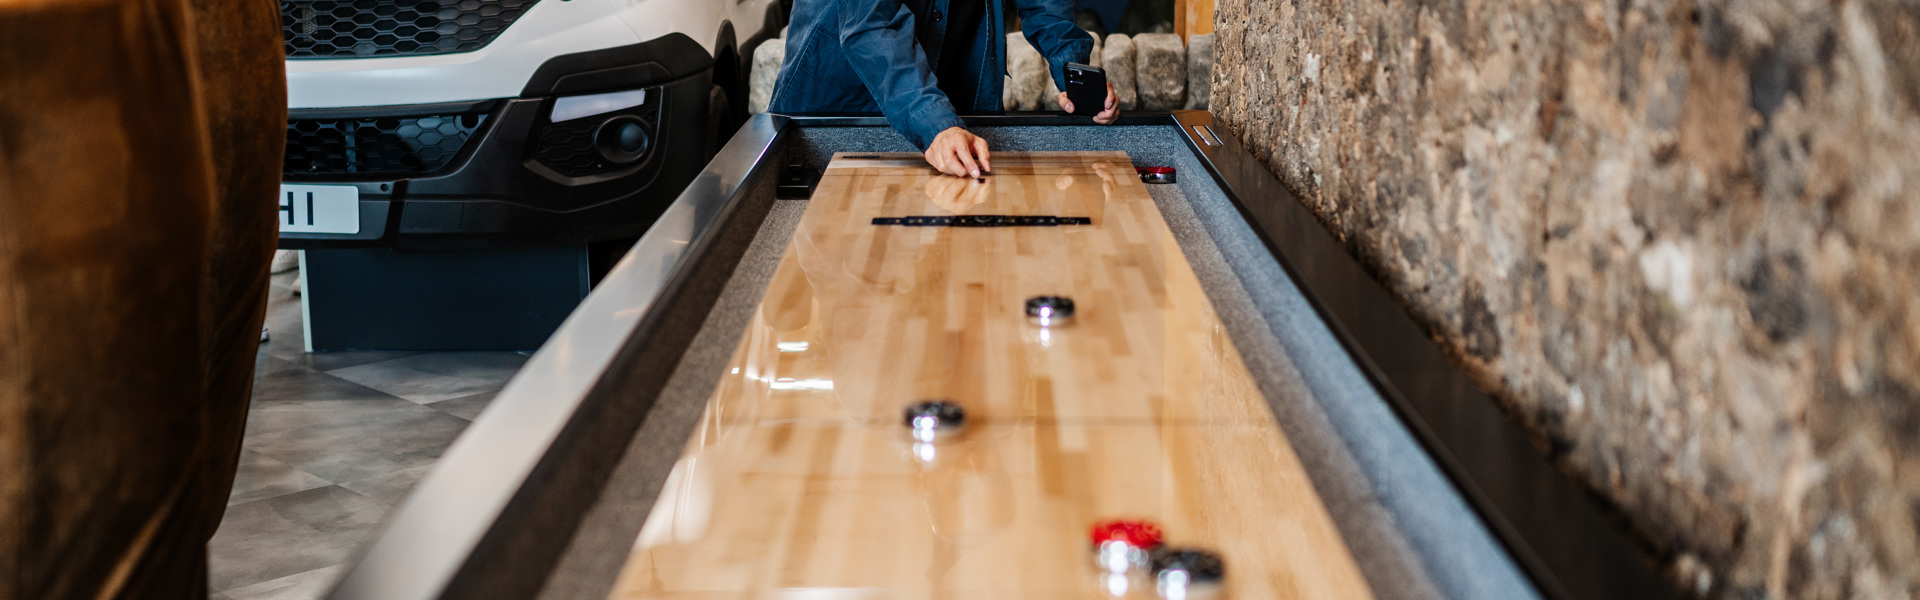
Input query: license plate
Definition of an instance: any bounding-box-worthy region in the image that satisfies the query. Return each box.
[278,184,360,234]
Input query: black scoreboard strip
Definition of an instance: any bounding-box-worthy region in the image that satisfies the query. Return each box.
[871,215,1093,227]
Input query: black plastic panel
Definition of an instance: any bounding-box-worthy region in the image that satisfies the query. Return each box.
[304,246,587,351]
[520,33,713,96]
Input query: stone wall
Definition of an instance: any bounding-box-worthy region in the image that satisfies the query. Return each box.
[1211,0,1920,597]
[747,30,1214,115]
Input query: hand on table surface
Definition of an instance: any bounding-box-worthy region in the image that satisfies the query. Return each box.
[1058,82,1120,125]
[925,127,991,178]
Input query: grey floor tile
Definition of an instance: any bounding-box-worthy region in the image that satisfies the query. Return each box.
[251,356,402,404]
[338,464,435,505]
[220,564,347,600]
[227,450,332,506]
[214,268,526,596]
[208,486,387,592]
[286,350,425,373]
[328,353,528,404]
[426,390,497,421]
[247,403,467,482]
[242,398,423,440]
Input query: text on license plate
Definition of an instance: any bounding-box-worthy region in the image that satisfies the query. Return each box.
[278,184,360,234]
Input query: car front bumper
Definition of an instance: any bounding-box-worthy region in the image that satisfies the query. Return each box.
[278,33,715,250]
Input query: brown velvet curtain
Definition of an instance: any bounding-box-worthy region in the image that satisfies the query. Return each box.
[186,0,285,554]
[0,0,284,596]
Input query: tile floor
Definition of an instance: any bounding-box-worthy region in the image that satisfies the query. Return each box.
[207,267,529,599]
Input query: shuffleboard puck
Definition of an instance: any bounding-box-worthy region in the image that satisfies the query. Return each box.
[1152,547,1225,597]
[1025,296,1076,327]
[903,400,966,441]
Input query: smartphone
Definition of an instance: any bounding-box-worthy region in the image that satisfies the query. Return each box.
[1064,63,1107,117]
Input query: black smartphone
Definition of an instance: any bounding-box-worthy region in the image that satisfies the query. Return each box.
[1064,62,1107,117]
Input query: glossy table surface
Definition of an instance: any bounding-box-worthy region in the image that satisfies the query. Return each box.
[606,152,1374,599]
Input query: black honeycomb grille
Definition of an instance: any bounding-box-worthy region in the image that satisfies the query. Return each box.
[531,119,606,177]
[281,0,540,59]
[285,113,487,174]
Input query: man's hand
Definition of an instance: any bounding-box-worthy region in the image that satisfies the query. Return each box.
[925,127,991,177]
[1058,82,1120,125]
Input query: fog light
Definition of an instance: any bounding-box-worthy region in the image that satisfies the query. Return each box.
[595,116,651,164]
[614,123,645,153]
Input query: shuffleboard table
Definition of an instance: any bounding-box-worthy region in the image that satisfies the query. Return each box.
[325,114,1678,600]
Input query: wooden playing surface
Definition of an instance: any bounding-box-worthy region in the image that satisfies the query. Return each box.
[606,152,1374,599]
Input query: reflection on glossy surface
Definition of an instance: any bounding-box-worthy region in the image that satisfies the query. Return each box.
[1104,572,1133,597]
[924,175,992,215]
[607,153,1373,599]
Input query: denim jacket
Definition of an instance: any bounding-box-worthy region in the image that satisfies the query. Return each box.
[768,0,1093,149]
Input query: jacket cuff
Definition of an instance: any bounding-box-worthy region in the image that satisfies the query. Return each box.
[1046,40,1094,90]
[905,103,967,150]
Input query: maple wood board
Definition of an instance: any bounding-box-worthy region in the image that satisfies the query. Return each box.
[604,152,1375,600]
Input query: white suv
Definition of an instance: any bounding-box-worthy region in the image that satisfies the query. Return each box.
[277,0,782,249]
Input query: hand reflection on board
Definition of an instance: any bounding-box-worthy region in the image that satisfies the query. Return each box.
[924,173,992,215]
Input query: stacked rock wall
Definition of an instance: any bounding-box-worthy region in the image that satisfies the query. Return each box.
[747,29,1215,116]
[1211,0,1920,597]
[1103,34,1141,109]
[748,41,784,114]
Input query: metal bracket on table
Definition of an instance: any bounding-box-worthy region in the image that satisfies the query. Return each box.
[776,160,818,199]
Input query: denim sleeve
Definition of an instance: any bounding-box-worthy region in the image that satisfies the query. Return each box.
[835,0,966,149]
[1015,0,1094,90]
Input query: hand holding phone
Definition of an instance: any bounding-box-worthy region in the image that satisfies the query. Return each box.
[1064,63,1107,118]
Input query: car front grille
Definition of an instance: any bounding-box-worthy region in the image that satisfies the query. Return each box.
[284,113,487,175]
[281,0,541,59]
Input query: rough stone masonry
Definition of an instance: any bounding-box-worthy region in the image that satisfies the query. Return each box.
[1212,0,1920,598]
